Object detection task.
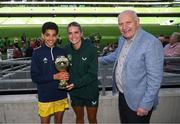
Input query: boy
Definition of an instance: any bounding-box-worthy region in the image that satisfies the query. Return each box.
[31,22,69,124]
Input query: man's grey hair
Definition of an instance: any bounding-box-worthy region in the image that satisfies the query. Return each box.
[118,10,139,22]
[172,32,180,42]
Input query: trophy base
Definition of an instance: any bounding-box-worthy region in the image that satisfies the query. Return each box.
[58,80,68,89]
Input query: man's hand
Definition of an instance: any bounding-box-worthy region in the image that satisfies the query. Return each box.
[66,83,74,91]
[136,107,148,116]
[53,71,69,81]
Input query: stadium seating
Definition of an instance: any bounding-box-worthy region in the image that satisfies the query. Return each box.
[0,7,179,14]
[0,17,179,25]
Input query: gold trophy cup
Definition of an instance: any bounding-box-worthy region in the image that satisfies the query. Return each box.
[55,56,69,89]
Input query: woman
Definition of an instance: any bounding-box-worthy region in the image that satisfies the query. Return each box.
[65,22,99,124]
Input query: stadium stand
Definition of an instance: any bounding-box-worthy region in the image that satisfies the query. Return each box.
[0,17,179,25]
[0,1,179,123]
[0,7,179,14]
[0,1,179,25]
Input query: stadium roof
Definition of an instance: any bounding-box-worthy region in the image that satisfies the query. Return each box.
[0,1,179,6]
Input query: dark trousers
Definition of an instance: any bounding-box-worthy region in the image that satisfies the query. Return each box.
[118,92,153,123]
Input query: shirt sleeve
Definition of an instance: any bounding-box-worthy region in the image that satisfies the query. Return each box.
[139,39,164,111]
[31,51,54,84]
[174,44,180,57]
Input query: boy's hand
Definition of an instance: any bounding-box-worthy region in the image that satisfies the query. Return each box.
[53,71,69,81]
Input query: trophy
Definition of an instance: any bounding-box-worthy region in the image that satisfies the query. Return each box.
[55,56,70,89]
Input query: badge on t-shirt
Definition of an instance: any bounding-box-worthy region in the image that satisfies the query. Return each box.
[82,57,87,61]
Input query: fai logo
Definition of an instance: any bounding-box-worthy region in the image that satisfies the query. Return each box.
[82,57,87,61]
[43,57,48,63]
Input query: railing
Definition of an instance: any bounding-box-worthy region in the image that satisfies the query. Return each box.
[0,57,31,78]
[0,57,180,95]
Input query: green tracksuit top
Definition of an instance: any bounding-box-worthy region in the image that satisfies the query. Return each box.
[64,39,99,99]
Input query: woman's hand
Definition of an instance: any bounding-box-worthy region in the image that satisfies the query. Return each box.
[66,83,74,90]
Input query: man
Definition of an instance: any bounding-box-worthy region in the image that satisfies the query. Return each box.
[164,32,180,57]
[99,10,164,123]
[164,32,180,73]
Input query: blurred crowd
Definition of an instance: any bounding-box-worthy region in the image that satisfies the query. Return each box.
[0,36,42,60]
[160,32,180,72]
[160,32,180,57]
[0,32,179,60]
[102,42,118,56]
[0,33,62,60]
[101,32,180,57]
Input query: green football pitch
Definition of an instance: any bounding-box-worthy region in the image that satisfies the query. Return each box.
[0,24,179,47]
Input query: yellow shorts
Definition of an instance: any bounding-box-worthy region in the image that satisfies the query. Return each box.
[38,98,69,117]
